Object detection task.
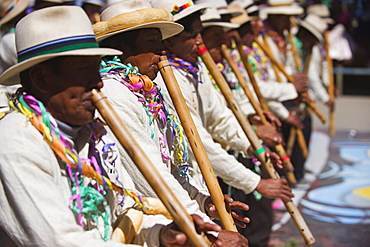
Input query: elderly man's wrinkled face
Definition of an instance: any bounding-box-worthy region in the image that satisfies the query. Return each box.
[202,26,226,63]
[163,16,203,65]
[121,29,164,81]
[35,56,103,126]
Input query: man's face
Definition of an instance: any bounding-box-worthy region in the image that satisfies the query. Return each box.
[297,29,318,52]
[202,26,226,63]
[163,16,203,65]
[268,14,291,33]
[122,29,164,81]
[39,56,102,126]
[223,29,238,48]
[239,22,255,47]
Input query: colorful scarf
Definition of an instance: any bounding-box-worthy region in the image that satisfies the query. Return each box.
[167,52,202,83]
[262,22,288,54]
[242,43,270,81]
[100,57,190,178]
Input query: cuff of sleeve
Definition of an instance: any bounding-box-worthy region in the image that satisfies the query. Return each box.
[243,172,261,194]
[268,102,290,120]
[320,93,330,103]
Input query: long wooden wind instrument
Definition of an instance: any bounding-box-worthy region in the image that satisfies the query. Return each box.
[233,33,269,111]
[91,89,210,247]
[288,31,302,73]
[262,32,283,82]
[157,55,237,232]
[254,36,310,158]
[234,32,308,160]
[198,43,315,245]
[254,38,327,124]
[324,31,336,136]
[221,43,297,186]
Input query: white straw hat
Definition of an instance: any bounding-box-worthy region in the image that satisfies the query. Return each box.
[231,11,258,26]
[230,0,254,9]
[0,0,32,25]
[93,0,184,42]
[106,0,121,7]
[150,0,208,21]
[195,0,243,16]
[0,6,121,86]
[307,4,334,24]
[298,14,328,42]
[201,6,240,30]
[264,0,303,16]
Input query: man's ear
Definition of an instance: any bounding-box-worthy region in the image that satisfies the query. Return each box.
[28,64,49,94]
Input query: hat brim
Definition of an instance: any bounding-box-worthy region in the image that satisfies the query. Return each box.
[231,14,258,26]
[202,21,239,29]
[300,22,323,43]
[202,21,240,32]
[173,4,208,22]
[264,5,303,16]
[246,5,259,15]
[218,8,244,17]
[323,17,335,24]
[0,0,31,25]
[96,21,184,42]
[0,47,121,86]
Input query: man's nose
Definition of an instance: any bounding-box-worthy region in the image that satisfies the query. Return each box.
[195,33,203,45]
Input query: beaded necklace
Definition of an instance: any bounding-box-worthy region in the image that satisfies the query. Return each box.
[167,52,202,83]
[8,89,144,241]
[100,57,190,178]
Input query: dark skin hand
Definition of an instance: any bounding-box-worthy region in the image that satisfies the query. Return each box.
[248,112,283,147]
[204,195,250,228]
[248,111,282,128]
[255,178,294,202]
[247,146,283,168]
[265,146,283,169]
[247,145,283,169]
[217,230,249,247]
[159,214,222,247]
[292,72,309,93]
[325,99,335,112]
[246,145,282,168]
[255,124,283,147]
[284,112,304,129]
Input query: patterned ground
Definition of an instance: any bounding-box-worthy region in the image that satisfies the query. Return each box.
[269,131,370,247]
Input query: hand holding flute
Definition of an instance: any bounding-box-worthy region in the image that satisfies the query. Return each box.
[198,43,315,245]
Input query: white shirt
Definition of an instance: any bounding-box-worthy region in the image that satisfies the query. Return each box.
[155,61,261,194]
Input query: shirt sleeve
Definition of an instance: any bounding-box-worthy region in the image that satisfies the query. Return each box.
[268,101,290,120]
[256,77,298,102]
[308,45,330,103]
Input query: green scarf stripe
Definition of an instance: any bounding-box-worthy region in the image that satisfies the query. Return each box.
[18,42,99,63]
